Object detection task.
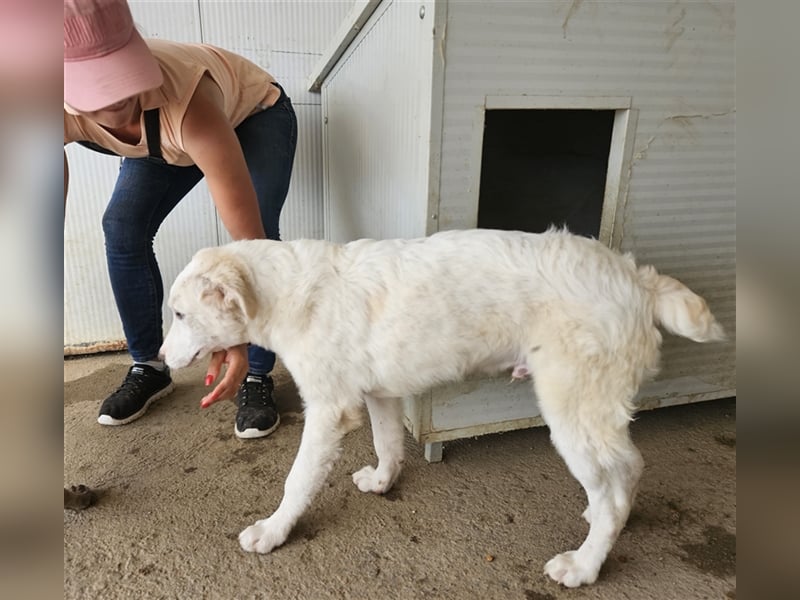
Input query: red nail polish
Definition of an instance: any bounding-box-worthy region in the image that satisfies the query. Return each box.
[205,374,214,386]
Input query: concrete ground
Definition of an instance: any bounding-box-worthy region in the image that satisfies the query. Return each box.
[64,352,736,599]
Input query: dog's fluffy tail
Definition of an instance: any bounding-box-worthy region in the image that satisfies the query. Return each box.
[638,265,726,343]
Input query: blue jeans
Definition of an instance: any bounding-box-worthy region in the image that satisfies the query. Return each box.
[101,84,297,375]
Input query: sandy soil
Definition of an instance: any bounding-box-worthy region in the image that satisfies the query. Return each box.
[65,353,736,599]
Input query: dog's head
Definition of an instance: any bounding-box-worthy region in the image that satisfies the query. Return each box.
[160,247,257,369]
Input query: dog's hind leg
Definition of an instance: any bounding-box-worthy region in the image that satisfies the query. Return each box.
[580,440,643,528]
[533,355,642,587]
[543,427,642,587]
[239,402,348,554]
[353,396,405,494]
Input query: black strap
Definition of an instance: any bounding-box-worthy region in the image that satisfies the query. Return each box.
[76,108,165,163]
[143,108,165,163]
[76,140,119,157]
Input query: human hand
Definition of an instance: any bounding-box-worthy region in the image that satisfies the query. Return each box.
[200,344,249,408]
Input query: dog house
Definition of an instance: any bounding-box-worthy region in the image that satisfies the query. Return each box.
[309,0,736,461]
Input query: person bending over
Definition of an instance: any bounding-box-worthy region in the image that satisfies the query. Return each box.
[64,0,297,438]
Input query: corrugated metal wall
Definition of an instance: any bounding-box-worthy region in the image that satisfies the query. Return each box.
[436,0,735,392]
[321,0,436,242]
[314,0,734,398]
[64,1,353,352]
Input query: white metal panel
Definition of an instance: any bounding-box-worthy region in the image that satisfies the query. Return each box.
[321,0,436,241]
[308,0,382,92]
[198,0,354,108]
[63,150,123,352]
[437,0,735,390]
[128,0,201,42]
[64,1,353,351]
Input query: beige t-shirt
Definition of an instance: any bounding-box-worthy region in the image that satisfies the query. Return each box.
[64,39,276,166]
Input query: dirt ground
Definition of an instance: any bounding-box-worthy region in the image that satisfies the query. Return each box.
[64,352,736,599]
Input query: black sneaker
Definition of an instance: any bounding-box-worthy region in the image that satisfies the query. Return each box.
[97,365,174,426]
[235,374,280,439]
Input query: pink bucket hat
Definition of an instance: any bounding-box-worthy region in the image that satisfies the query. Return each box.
[64,0,163,112]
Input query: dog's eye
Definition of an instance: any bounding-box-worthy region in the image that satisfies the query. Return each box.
[175,311,184,320]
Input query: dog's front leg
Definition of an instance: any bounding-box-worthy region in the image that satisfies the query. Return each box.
[239,404,345,554]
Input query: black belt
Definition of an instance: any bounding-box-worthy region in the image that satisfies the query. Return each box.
[77,108,165,164]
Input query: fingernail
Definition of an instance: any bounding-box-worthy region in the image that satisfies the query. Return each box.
[205,374,214,386]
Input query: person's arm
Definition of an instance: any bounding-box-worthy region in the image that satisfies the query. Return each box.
[181,74,265,402]
[181,74,266,241]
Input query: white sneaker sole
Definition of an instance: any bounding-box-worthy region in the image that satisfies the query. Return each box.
[235,413,281,439]
[97,382,175,426]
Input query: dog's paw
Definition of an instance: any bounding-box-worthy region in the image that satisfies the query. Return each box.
[544,551,599,588]
[352,466,393,494]
[239,518,289,554]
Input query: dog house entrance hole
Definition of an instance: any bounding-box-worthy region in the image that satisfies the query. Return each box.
[477,109,615,237]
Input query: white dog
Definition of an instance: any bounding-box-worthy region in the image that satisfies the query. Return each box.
[160,228,724,587]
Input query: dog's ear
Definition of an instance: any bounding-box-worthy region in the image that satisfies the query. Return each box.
[199,253,257,320]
